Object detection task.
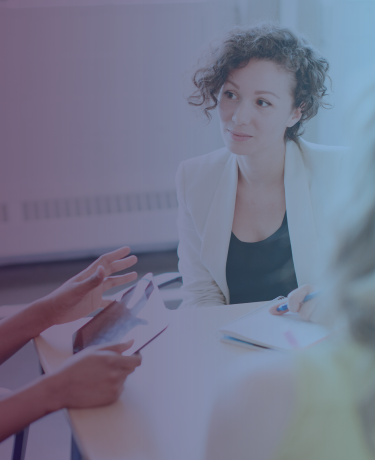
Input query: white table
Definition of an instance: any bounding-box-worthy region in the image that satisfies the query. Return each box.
[34,302,265,460]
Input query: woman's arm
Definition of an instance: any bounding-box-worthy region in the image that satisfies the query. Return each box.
[0,341,141,442]
[0,246,137,365]
[176,163,227,308]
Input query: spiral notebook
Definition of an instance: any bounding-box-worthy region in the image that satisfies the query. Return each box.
[220,297,330,351]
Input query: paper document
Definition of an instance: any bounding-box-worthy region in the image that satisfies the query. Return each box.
[220,298,329,351]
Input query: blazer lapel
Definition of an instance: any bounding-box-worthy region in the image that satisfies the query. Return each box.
[284,141,320,286]
[200,154,238,304]
[200,142,320,303]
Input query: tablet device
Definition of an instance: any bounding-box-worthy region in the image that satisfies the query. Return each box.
[73,274,168,354]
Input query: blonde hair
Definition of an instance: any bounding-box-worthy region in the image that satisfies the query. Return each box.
[328,81,375,450]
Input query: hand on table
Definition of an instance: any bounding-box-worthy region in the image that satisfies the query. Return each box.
[269,284,322,323]
[49,340,142,410]
[44,247,138,326]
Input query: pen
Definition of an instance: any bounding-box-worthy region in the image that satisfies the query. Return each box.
[276,290,321,312]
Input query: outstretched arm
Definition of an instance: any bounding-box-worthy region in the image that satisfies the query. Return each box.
[0,247,140,442]
[0,246,137,365]
[0,341,141,442]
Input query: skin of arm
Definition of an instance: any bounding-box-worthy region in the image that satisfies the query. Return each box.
[0,341,141,442]
[0,298,60,367]
[0,247,140,442]
[0,246,137,365]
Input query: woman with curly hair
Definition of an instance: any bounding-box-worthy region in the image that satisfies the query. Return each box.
[176,23,344,309]
[205,80,375,460]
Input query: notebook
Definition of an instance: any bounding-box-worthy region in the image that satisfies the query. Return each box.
[220,297,330,351]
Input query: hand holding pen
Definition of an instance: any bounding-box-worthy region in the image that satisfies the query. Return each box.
[269,285,322,323]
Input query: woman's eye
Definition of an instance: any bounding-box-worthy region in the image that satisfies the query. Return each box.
[257,99,270,107]
[225,91,237,100]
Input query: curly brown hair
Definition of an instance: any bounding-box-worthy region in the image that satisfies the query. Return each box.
[188,23,331,143]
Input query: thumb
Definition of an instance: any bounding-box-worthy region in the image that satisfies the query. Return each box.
[98,339,134,354]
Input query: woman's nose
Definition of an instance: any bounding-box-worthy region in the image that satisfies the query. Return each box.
[232,101,253,125]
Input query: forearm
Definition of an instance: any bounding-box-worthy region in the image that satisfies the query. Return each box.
[0,298,54,365]
[180,287,226,308]
[0,375,61,442]
[178,258,227,308]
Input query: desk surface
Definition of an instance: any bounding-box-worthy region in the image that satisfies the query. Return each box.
[34,302,265,460]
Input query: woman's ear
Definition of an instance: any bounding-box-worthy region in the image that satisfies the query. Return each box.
[286,105,303,128]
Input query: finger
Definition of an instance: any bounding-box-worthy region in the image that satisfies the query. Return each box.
[98,340,134,354]
[110,255,138,275]
[268,297,288,316]
[98,247,132,268]
[101,298,117,309]
[118,354,142,370]
[102,272,138,291]
[73,262,99,282]
[269,303,288,316]
[298,300,319,322]
[95,350,142,371]
[287,285,314,313]
[74,266,105,295]
[77,247,133,281]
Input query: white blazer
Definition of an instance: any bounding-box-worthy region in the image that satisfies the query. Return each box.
[176,138,345,308]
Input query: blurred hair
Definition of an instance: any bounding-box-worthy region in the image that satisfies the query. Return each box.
[188,23,331,143]
[327,81,375,451]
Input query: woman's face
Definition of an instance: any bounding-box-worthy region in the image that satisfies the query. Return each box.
[218,59,302,157]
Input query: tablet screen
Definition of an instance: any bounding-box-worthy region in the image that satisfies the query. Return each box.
[73,276,154,353]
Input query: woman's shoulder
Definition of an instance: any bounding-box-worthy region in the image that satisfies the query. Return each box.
[297,138,348,183]
[298,137,348,163]
[176,147,233,196]
[299,137,347,153]
[175,147,235,226]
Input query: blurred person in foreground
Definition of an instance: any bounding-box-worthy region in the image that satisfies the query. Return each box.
[205,81,375,459]
[0,246,141,442]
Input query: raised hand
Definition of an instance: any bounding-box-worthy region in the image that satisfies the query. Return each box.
[44,246,138,325]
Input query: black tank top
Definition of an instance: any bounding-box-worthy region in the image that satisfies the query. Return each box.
[226,213,298,304]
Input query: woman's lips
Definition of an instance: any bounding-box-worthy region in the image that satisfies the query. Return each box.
[228,129,252,141]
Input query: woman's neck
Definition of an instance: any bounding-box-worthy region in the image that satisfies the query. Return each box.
[236,142,286,188]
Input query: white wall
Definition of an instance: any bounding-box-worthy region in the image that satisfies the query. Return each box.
[0,1,279,264]
[280,0,375,146]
